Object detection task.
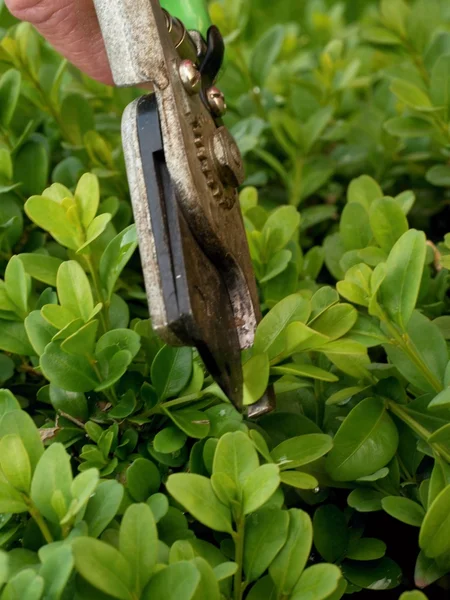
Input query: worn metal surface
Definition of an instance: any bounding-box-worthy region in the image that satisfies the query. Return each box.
[94,0,274,414]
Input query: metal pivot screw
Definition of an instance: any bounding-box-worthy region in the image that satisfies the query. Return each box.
[179,59,201,95]
[207,86,227,117]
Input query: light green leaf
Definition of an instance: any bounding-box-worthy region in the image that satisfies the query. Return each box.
[243,353,270,405]
[40,342,99,392]
[72,537,133,600]
[382,496,425,527]
[369,198,408,253]
[430,54,450,120]
[242,464,280,515]
[75,173,100,229]
[84,480,124,538]
[213,431,259,488]
[244,507,289,582]
[326,398,399,481]
[25,196,76,250]
[279,471,318,489]
[19,254,63,287]
[5,255,30,316]
[390,79,432,110]
[77,213,112,253]
[142,561,200,600]
[250,25,285,87]
[166,474,232,533]
[57,261,94,322]
[0,410,43,471]
[419,484,450,558]
[0,69,21,127]
[151,346,193,401]
[291,564,341,600]
[99,225,138,299]
[378,230,426,330]
[347,538,386,561]
[340,203,372,251]
[269,509,312,595]
[0,434,31,492]
[31,443,72,524]
[271,434,333,470]
[271,363,338,382]
[39,545,74,600]
[119,503,158,595]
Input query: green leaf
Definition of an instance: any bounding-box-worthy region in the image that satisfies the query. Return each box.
[426,165,450,187]
[151,346,193,401]
[390,79,433,110]
[1,569,45,600]
[380,0,409,35]
[25,196,76,250]
[269,509,312,594]
[430,54,450,120]
[347,538,386,561]
[0,389,21,418]
[313,505,349,562]
[96,329,140,362]
[72,537,133,600]
[0,69,21,127]
[384,116,435,138]
[167,473,232,533]
[271,363,338,382]
[250,25,285,86]
[84,479,123,538]
[378,230,426,330]
[342,557,402,590]
[213,430,259,490]
[41,342,99,392]
[99,225,138,299]
[39,545,74,600]
[253,294,311,359]
[310,304,358,340]
[419,484,450,558]
[5,255,30,315]
[348,175,382,210]
[78,213,112,253]
[429,387,450,410]
[369,198,408,253]
[30,443,72,524]
[242,464,280,515]
[166,408,210,439]
[57,261,94,322]
[61,94,95,146]
[126,458,160,502]
[74,173,99,229]
[119,503,157,595]
[381,496,425,527]
[142,562,200,600]
[279,471,318,489]
[399,592,428,600]
[271,434,333,470]
[95,349,132,391]
[326,398,399,481]
[0,410,43,471]
[154,427,187,454]
[15,139,50,197]
[260,249,292,283]
[0,320,33,355]
[0,480,28,513]
[0,434,31,492]
[19,254,63,287]
[347,488,384,513]
[191,557,221,600]
[340,203,372,251]
[244,507,289,582]
[385,311,446,392]
[291,564,341,600]
[61,320,98,356]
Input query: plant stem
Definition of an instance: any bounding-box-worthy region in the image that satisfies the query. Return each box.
[387,400,450,463]
[383,319,443,393]
[29,505,54,544]
[233,517,245,600]
[85,255,109,333]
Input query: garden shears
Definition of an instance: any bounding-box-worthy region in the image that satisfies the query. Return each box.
[93,0,274,416]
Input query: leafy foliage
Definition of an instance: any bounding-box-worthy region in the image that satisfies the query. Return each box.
[0,0,449,598]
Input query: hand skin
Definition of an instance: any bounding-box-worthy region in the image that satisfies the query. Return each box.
[5,0,114,84]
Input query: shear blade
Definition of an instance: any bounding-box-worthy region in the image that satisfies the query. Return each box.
[130,94,243,409]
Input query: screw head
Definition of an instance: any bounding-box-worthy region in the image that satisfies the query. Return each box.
[207,87,227,118]
[179,60,201,95]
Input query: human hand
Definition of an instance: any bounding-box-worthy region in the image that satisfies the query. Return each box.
[5,0,113,84]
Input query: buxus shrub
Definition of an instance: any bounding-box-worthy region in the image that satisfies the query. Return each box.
[0,0,449,598]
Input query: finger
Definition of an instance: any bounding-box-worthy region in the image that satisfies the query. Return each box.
[5,0,113,85]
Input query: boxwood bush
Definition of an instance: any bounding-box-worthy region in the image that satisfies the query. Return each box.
[0,0,449,598]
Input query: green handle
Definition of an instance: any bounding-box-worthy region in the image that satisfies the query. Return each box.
[160,0,211,36]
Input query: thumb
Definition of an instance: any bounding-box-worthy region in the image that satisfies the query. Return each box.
[5,0,113,85]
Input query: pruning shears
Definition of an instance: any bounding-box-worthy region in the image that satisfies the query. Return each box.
[93,0,274,417]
